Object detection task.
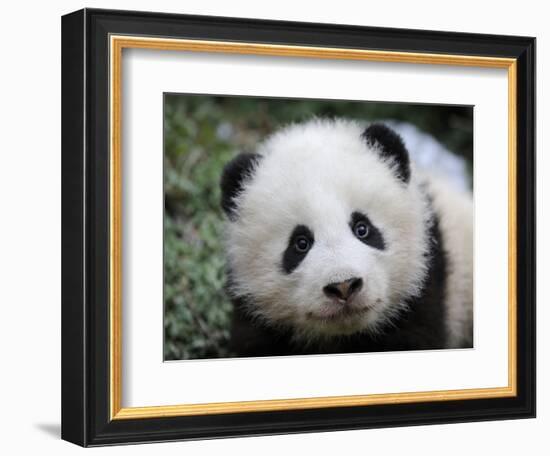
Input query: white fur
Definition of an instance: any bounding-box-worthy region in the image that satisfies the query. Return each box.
[423,172,473,347]
[225,118,472,345]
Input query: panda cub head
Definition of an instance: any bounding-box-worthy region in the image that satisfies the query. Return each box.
[221,119,433,341]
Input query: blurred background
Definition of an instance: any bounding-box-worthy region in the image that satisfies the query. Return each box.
[164,94,473,360]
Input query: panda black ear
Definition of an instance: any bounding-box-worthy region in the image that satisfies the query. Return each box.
[220,153,260,220]
[361,123,410,183]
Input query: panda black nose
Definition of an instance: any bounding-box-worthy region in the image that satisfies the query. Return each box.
[323,277,363,302]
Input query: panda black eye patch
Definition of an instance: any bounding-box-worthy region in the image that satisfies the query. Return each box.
[349,211,386,250]
[282,225,314,274]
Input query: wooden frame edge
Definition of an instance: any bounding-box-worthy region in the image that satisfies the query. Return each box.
[112,386,516,420]
[108,35,518,420]
[507,61,518,396]
[110,35,123,420]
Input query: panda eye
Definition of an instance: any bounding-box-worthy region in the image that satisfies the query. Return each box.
[294,235,311,253]
[349,211,385,250]
[353,221,370,239]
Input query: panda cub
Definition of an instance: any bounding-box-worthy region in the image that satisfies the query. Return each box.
[220,119,473,357]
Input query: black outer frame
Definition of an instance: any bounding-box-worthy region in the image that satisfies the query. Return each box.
[61,8,536,447]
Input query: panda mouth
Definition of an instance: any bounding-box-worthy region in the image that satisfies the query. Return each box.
[308,305,369,322]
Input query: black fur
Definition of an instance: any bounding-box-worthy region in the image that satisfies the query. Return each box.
[361,123,411,183]
[229,203,457,357]
[281,225,315,274]
[220,153,260,220]
[349,211,386,250]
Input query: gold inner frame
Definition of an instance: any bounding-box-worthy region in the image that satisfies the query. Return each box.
[109,35,518,420]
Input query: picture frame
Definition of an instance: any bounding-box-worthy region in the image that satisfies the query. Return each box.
[61,7,536,447]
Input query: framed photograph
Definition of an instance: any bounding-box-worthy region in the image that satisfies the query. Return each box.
[61,8,535,447]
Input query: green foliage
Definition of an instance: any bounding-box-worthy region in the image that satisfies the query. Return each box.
[163,95,473,360]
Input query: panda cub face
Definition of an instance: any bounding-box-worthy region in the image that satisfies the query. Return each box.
[222,119,432,340]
